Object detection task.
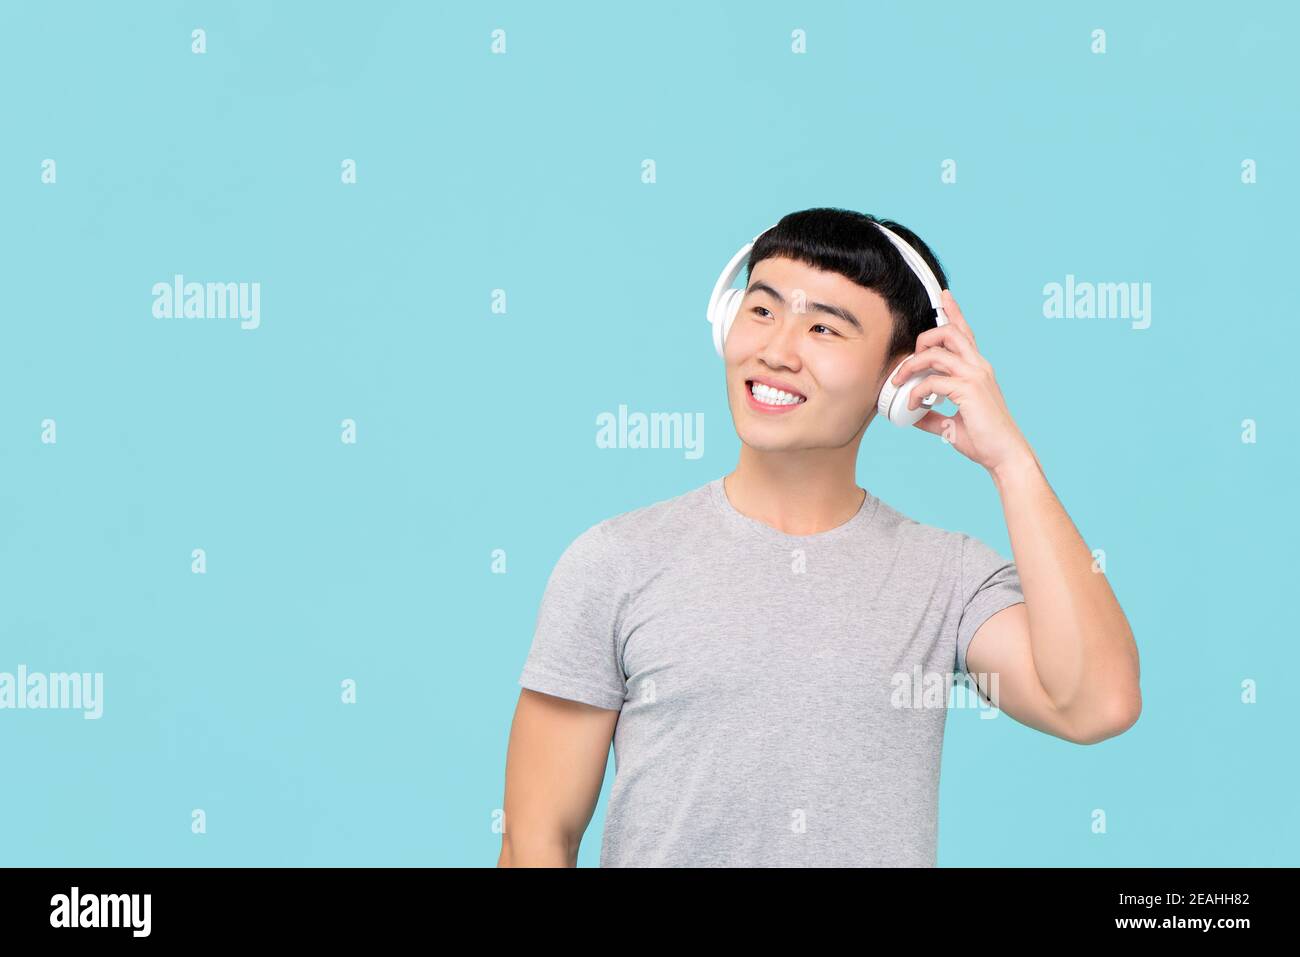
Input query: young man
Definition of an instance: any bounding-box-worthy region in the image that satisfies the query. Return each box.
[499,208,1141,868]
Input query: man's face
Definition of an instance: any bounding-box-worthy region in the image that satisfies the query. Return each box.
[724,256,900,452]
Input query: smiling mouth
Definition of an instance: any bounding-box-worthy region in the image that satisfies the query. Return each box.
[745,379,807,407]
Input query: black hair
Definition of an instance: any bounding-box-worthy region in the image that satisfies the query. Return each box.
[745,207,950,378]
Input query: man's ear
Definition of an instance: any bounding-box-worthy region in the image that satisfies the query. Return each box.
[877,351,907,386]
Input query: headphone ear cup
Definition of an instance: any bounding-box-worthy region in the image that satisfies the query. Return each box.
[878,359,938,427]
[713,288,744,358]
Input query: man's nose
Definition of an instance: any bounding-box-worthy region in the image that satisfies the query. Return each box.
[759,314,802,365]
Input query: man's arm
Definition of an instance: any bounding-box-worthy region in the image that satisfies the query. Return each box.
[965,447,1142,745]
[891,288,1140,745]
[498,688,620,866]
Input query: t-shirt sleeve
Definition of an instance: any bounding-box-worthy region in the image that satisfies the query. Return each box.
[954,532,1025,677]
[517,521,630,711]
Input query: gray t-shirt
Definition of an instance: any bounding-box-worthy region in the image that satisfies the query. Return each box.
[517,476,1024,867]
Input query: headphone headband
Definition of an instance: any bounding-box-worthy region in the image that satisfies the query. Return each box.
[708,220,946,327]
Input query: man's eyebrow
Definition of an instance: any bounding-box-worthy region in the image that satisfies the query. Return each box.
[745,280,863,332]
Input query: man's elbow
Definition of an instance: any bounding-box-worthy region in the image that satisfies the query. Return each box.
[1072,689,1142,745]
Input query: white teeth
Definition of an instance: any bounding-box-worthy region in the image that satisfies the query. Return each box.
[750,382,805,405]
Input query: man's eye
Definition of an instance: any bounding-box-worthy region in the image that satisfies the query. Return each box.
[812,323,838,336]
[751,306,773,319]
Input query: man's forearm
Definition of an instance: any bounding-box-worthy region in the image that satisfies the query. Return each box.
[990,447,1141,736]
[497,834,578,867]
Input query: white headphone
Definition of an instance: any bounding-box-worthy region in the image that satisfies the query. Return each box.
[706,220,950,428]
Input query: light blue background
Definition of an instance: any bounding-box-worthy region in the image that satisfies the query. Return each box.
[0,0,1294,866]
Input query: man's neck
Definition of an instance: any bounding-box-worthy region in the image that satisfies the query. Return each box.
[723,456,866,537]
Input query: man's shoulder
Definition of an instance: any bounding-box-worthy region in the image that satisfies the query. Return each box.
[867,492,965,555]
[562,480,715,556]
[598,479,715,543]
